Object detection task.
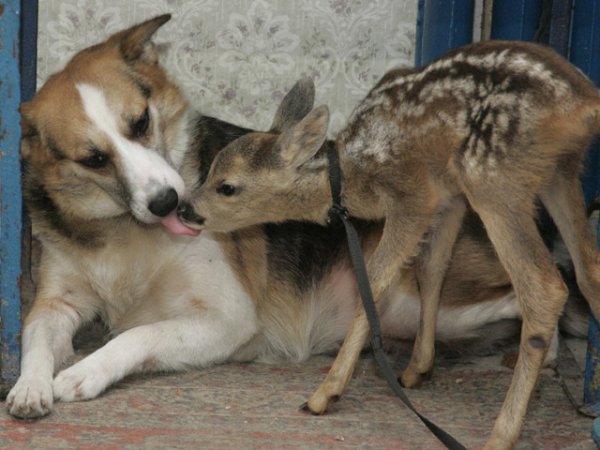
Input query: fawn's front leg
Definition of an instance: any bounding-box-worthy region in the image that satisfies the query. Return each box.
[303,306,370,414]
[304,197,436,414]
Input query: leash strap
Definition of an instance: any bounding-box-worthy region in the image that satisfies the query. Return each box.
[326,144,467,450]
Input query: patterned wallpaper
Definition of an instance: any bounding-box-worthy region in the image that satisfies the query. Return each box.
[36,0,417,135]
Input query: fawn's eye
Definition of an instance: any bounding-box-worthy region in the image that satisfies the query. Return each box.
[131,108,150,138]
[216,183,237,197]
[78,148,110,169]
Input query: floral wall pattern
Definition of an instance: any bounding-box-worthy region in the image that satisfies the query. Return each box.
[36,0,417,135]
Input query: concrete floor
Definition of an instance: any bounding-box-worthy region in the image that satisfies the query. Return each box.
[0,332,596,449]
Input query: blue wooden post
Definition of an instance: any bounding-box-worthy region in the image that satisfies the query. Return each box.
[490,0,543,40]
[569,0,600,419]
[20,0,38,103]
[0,0,23,390]
[549,0,574,55]
[415,0,475,67]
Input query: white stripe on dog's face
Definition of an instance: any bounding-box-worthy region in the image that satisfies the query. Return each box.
[76,83,184,223]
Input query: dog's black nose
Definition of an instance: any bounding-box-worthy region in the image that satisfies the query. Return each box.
[148,188,179,217]
[177,202,205,225]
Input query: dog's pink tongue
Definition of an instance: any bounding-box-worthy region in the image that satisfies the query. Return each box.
[161,211,200,236]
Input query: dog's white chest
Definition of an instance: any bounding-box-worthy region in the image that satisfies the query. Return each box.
[76,230,252,331]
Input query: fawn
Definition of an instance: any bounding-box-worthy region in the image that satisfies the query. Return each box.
[176,40,600,448]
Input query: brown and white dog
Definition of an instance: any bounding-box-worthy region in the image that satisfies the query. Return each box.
[173,42,600,448]
[7,15,582,439]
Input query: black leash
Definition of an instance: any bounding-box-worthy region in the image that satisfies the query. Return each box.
[326,143,468,450]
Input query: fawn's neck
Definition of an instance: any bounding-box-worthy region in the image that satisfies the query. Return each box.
[326,140,387,222]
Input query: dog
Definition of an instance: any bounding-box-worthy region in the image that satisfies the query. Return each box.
[7,15,585,441]
[173,41,600,448]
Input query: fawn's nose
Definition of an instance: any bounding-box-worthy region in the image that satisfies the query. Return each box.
[177,202,205,225]
[148,187,179,217]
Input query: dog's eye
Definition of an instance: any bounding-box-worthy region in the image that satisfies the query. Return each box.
[78,150,109,169]
[216,183,237,197]
[131,108,150,138]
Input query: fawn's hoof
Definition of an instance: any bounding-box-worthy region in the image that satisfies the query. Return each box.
[301,390,342,415]
[482,436,514,450]
[399,368,427,389]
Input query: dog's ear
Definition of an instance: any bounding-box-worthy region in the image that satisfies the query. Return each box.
[270,78,315,133]
[113,14,171,63]
[20,101,39,159]
[276,105,329,168]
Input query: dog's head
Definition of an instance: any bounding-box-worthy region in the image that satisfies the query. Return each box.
[168,78,331,234]
[22,14,190,233]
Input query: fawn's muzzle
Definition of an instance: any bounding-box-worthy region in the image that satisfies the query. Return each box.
[177,202,205,226]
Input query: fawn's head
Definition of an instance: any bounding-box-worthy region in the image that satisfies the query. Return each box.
[175,78,331,233]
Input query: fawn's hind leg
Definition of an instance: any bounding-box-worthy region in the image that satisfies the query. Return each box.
[540,170,600,319]
[401,197,467,388]
[465,191,568,450]
[304,192,438,414]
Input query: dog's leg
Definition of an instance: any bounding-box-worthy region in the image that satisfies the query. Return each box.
[7,299,84,418]
[540,171,600,319]
[401,198,466,388]
[52,311,258,402]
[305,189,437,414]
[466,194,568,450]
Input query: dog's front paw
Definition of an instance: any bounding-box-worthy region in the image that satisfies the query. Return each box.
[7,375,53,419]
[53,361,110,402]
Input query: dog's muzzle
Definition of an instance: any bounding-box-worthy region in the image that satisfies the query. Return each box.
[148,187,179,217]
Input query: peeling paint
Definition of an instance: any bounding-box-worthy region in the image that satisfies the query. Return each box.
[584,316,600,414]
[0,0,24,385]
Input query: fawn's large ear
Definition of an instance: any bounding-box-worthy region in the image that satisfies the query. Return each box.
[270,78,315,133]
[111,14,171,63]
[276,105,329,168]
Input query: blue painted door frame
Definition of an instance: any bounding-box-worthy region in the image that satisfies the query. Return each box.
[0,0,24,391]
[415,0,474,67]
[0,0,37,392]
